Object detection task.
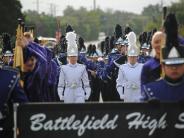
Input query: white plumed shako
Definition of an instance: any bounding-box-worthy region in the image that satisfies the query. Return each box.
[127,32,139,56]
[66,32,78,56]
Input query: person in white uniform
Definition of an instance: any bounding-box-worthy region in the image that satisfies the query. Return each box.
[116,32,143,102]
[58,32,91,103]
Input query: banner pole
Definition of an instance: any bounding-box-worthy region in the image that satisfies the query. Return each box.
[13,103,19,138]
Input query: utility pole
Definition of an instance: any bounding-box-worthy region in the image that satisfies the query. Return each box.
[36,0,39,13]
[93,0,96,11]
[50,3,56,16]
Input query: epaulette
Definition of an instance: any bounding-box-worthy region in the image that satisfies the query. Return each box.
[155,77,162,81]
[2,66,20,74]
[113,60,121,68]
[77,63,85,66]
[0,63,3,69]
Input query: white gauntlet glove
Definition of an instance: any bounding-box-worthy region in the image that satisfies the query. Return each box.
[85,87,91,100]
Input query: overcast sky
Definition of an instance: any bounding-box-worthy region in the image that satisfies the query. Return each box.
[20,0,178,16]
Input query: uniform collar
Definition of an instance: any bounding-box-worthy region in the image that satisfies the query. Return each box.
[127,62,138,68]
[164,75,184,86]
[57,57,63,66]
[0,61,4,68]
[68,63,78,68]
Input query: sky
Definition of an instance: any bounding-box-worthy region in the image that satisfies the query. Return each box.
[20,0,178,16]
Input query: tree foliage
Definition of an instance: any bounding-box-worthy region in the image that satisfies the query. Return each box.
[59,6,149,41]
[142,0,184,35]
[169,0,184,36]
[24,10,57,37]
[23,5,150,41]
[0,0,23,35]
[2,0,184,41]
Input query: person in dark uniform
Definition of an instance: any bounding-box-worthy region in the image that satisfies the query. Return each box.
[138,31,151,63]
[138,43,151,63]
[2,51,14,66]
[103,38,128,101]
[97,24,123,101]
[113,38,128,66]
[87,53,101,102]
[1,33,14,66]
[22,32,51,102]
[108,24,122,64]
[44,47,59,102]
[141,31,166,88]
[0,57,28,138]
[142,13,184,102]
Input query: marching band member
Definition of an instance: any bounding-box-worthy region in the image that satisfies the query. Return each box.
[58,32,91,103]
[1,33,14,66]
[141,31,166,87]
[138,31,152,63]
[142,13,184,102]
[116,32,143,102]
[0,31,28,138]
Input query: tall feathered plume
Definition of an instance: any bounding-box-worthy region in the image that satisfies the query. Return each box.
[66,25,73,33]
[127,32,139,56]
[66,32,78,56]
[60,35,67,53]
[110,36,115,50]
[149,28,157,46]
[66,32,77,47]
[104,36,110,55]
[164,13,178,49]
[163,7,167,21]
[100,41,105,54]
[139,32,147,46]
[127,32,136,46]
[124,26,132,35]
[146,31,152,45]
[161,13,184,70]
[2,33,12,54]
[78,36,85,51]
[114,24,122,39]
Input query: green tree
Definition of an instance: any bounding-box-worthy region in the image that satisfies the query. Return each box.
[169,0,184,36]
[142,0,184,35]
[0,0,24,35]
[141,4,163,31]
[24,10,57,37]
[142,4,162,17]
